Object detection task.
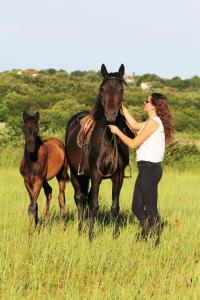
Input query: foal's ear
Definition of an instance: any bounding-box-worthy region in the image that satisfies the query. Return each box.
[101,64,108,78]
[118,64,125,77]
[34,111,40,122]
[23,110,28,122]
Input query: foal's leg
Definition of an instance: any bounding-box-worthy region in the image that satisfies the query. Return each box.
[71,172,89,234]
[25,177,43,231]
[24,179,34,231]
[56,171,67,230]
[89,172,101,241]
[43,180,52,224]
[111,171,124,238]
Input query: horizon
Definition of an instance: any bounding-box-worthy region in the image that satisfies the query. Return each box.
[1,67,199,81]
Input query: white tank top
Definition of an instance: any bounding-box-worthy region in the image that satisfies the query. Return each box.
[136,116,165,163]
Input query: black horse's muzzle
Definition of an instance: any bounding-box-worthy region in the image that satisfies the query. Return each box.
[105,110,118,123]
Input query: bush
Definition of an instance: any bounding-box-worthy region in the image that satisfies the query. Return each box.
[0,125,23,148]
[164,140,200,167]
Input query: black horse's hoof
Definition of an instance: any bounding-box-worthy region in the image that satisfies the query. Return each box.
[89,231,94,241]
[113,226,120,239]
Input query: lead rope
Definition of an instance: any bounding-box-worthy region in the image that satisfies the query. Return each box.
[96,126,118,178]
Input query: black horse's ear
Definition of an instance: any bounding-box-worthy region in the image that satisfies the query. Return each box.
[34,111,40,122]
[118,64,125,77]
[101,64,108,78]
[23,110,28,122]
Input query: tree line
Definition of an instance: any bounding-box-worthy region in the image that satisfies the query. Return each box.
[0,69,200,134]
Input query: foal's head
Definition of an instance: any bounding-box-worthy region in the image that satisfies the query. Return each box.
[99,64,125,123]
[23,111,40,152]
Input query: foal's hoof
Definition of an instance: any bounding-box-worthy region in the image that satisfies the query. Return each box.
[28,215,36,234]
[44,216,50,226]
[61,222,66,231]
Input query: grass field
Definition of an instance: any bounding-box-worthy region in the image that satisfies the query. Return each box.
[0,166,200,300]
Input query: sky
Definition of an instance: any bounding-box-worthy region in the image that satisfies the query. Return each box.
[1,0,200,78]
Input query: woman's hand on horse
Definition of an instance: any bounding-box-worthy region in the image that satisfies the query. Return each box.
[108,125,120,135]
[122,103,127,113]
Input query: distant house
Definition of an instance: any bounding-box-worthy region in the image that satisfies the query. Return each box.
[26,69,39,77]
[140,82,152,90]
[32,71,39,77]
[16,69,39,77]
[164,86,171,90]
[124,75,135,83]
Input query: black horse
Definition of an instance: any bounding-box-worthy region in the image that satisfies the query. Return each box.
[65,64,134,240]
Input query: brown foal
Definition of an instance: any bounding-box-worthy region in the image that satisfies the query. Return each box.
[20,111,69,231]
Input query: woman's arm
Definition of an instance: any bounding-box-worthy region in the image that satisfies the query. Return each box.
[109,119,159,149]
[122,105,145,131]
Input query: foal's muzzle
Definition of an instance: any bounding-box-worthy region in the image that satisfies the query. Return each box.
[26,137,36,152]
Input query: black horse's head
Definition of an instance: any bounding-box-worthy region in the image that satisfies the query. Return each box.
[99,64,125,123]
[23,111,40,152]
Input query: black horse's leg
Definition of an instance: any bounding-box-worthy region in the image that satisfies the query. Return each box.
[43,180,52,225]
[71,171,89,234]
[56,169,67,230]
[89,172,101,241]
[111,171,124,238]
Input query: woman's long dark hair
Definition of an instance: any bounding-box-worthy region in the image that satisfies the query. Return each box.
[151,93,174,144]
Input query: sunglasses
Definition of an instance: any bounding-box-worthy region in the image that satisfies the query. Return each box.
[144,100,152,104]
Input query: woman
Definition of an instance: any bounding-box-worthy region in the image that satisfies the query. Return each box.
[109,93,174,240]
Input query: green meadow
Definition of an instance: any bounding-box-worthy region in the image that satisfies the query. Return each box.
[0,70,200,299]
[0,163,200,299]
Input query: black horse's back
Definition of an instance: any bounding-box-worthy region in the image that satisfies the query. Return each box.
[66,110,89,131]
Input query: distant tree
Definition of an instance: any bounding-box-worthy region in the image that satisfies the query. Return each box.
[169,76,185,90]
[71,70,87,77]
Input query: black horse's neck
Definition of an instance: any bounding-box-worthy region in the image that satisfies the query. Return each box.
[25,136,43,163]
[92,95,104,120]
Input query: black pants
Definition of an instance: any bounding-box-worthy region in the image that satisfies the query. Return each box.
[132,161,162,226]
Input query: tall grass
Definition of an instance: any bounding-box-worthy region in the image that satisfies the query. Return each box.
[0,167,200,299]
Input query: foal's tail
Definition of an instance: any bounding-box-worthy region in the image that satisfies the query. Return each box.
[64,156,70,182]
[56,138,70,182]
